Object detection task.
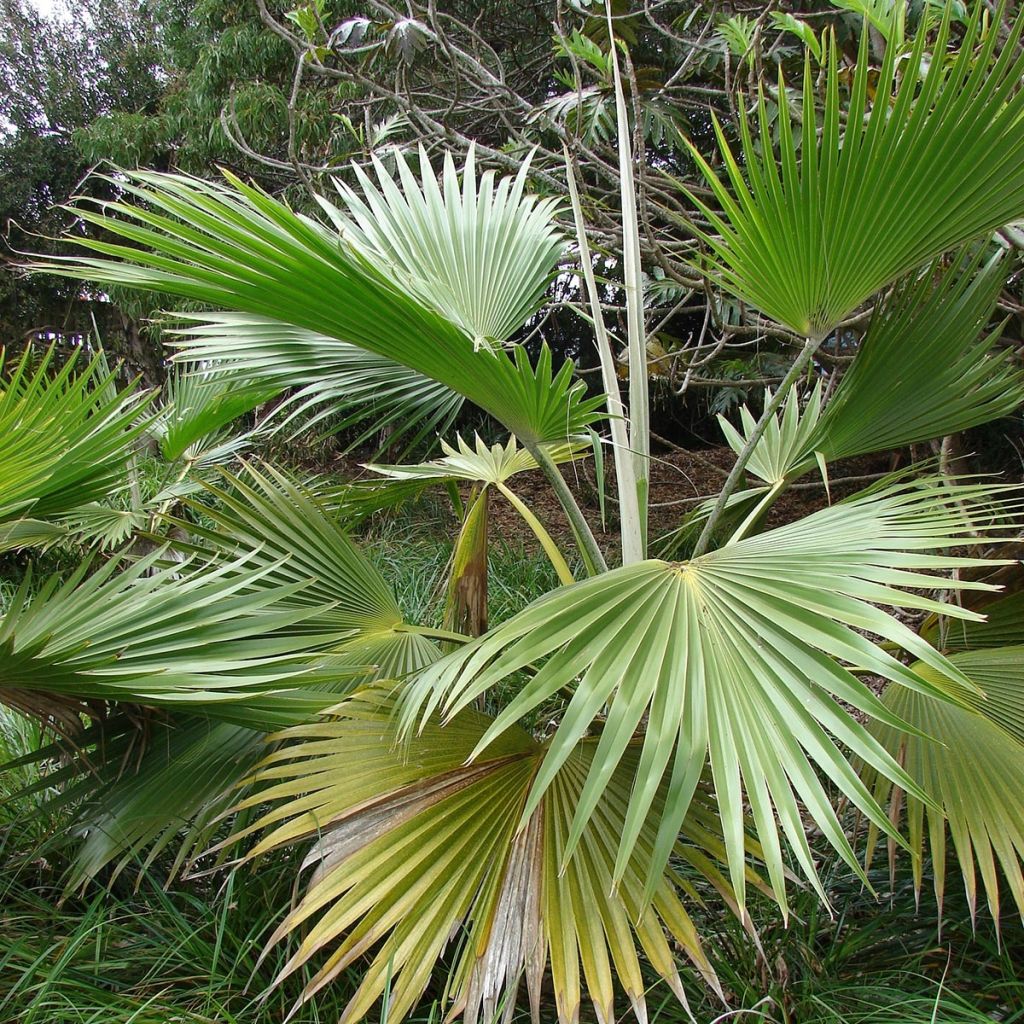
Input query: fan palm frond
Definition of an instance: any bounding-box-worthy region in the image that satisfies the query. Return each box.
[684,7,1024,337]
[401,479,1018,909]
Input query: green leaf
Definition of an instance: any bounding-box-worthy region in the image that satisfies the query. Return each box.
[323,145,565,349]
[152,367,276,464]
[0,346,152,526]
[401,479,1018,911]
[0,549,351,719]
[683,8,1024,337]
[366,433,583,486]
[170,313,463,457]
[224,688,752,1024]
[35,164,601,443]
[863,647,1024,928]
[808,250,1024,461]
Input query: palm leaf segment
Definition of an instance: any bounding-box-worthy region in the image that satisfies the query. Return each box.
[719,251,1024,494]
[864,644,1024,928]
[36,153,601,444]
[170,313,463,457]
[0,346,152,527]
[226,688,754,1024]
[402,480,1018,911]
[685,6,1024,338]
[0,550,355,726]
[165,462,442,674]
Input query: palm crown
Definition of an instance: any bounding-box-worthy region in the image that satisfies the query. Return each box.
[6,4,1024,1023]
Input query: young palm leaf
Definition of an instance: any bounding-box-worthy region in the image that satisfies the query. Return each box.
[401,479,1019,911]
[368,435,584,585]
[683,6,1024,338]
[33,164,600,445]
[222,688,756,1024]
[863,648,1024,928]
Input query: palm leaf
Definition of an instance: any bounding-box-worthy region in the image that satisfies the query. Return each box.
[152,366,276,464]
[323,145,564,348]
[0,346,152,525]
[808,250,1024,461]
[922,589,1024,652]
[0,549,351,721]
[222,688,755,1024]
[715,251,1024,498]
[863,647,1024,928]
[35,166,601,444]
[170,313,463,457]
[683,7,1024,338]
[401,479,1019,910]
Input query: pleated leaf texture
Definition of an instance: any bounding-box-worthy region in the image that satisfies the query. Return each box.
[401,479,1021,911]
[35,159,602,445]
[224,689,762,1024]
[683,5,1024,338]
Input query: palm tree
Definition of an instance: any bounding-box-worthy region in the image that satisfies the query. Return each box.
[5,4,1024,1022]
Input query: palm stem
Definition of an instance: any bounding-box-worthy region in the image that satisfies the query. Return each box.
[526,441,608,574]
[692,336,822,557]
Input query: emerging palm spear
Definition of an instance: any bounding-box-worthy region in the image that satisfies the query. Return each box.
[6,5,1024,1023]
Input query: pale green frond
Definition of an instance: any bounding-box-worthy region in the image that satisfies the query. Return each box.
[324,145,565,348]
[864,648,1024,928]
[718,383,824,486]
[34,168,601,444]
[366,434,583,486]
[402,479,1019,910]
[0,346,153,525]
[0,549,349,716]
[225,689,748,1024]
[170,313,463,457]
[684,7,1024,337]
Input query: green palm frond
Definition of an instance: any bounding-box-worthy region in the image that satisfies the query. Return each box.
[34,167,601,444]
[809,250,1024,461]
[0,549,350,720]
[0,346,152,525]
[10,714,267,890]
[323,145,565,348]
[167,463,404,636]
[152,367,276,464]
[368,435,582,586]
[684,7,1024,338]
[164,463,446,670]
[223,688,754,1024]
[716,251,1024,497]
[864,647,1024,927]
[170,313,463,457]
[718,383,824,487]
[401,479,1019,910]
